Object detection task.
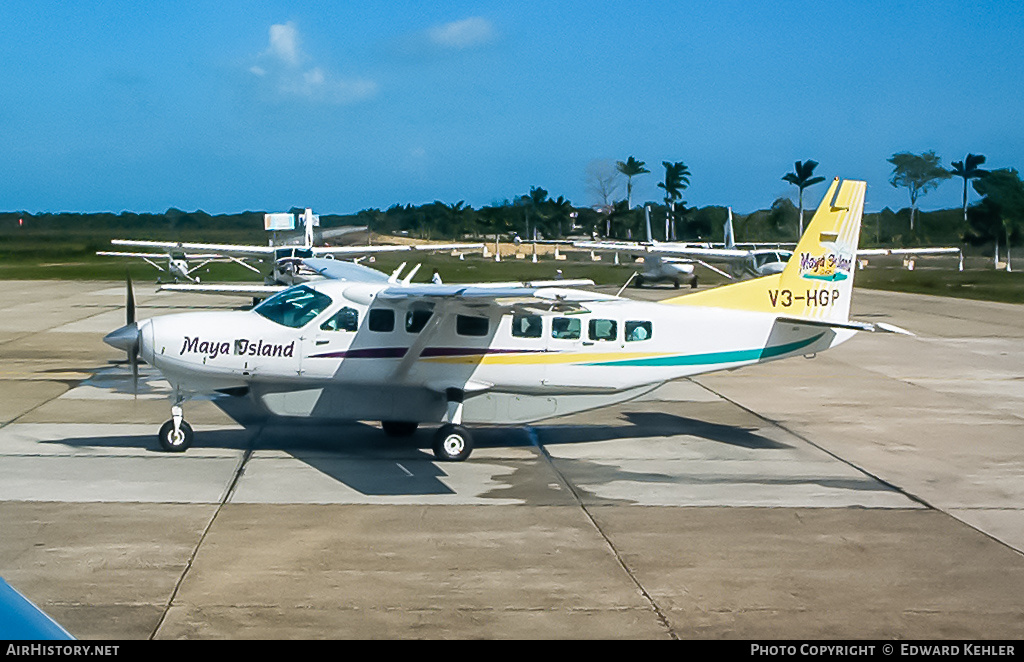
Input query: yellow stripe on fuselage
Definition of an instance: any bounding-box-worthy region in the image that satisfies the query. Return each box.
[420,351,670,366]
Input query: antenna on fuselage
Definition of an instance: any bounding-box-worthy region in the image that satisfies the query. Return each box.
[402,264,422,285]
[388,262,407,284]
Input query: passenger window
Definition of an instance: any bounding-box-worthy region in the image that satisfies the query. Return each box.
[406,309,433,333]
[320,307,359,332]
[456,315,489,336]
[625,321,652,342]
[551,317,581,340]
[511,314,542,338]
[368,309,395,332]
[588,319,617,342]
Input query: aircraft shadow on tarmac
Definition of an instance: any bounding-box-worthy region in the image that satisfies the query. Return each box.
[44,366,828,498]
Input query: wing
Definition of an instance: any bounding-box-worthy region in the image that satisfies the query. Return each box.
[377,283,608,384]
[412,242,485,252]
[158,283,286,297]
[375,282,605,315]
[112,239,277,256]
[887,247,961,256]
[311,245,413,257]
[574,240,748,262]
[857,247,961,257]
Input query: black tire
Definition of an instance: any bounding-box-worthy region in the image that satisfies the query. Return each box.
[432,424,473,462]
[382,420,419,437]
[633,276,644,288]
[690,274,699,289]
[673,278,680,288]
[158,419,194,453]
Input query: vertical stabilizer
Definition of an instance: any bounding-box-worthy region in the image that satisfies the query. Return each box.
[724,207,735,249]
[664,178,865,324]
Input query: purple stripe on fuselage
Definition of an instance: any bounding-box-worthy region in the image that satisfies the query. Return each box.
[309,347,549,359]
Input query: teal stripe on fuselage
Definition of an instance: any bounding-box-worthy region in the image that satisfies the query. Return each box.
[584,333,824,368]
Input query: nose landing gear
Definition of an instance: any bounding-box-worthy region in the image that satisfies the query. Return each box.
[158,400,194,452]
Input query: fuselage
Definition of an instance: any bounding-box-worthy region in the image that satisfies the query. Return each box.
[134,279,851,424]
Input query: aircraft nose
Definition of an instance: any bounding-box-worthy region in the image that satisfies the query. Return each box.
[103,322,139,353]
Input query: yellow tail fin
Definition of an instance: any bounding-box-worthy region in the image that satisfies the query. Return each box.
[664,178,866,323]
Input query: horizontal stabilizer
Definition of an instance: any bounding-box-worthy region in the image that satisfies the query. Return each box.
[776,316,915,336]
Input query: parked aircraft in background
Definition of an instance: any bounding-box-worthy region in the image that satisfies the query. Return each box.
[100,208,484,298]
[103,178,908,462]
[95,249,258,283]
[575,207,790,287]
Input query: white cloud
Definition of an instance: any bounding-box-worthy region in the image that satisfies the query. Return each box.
[249,22,377,104]
[267,22,301,66]
[428,17,495,49]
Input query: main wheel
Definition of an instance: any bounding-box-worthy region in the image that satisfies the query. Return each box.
[633,276,644,288]
[158,419,194,453]
[382,420,419,437]
[673,278,680,288]
[690,274,699,288]
[432,424,473,462]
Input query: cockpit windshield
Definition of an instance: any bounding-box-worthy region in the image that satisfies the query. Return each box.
[255,286,333,328]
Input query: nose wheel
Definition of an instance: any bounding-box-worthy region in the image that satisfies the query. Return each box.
[158,402,194,452]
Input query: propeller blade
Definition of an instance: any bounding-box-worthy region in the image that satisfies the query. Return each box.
[131,349,139,400]
[126,271,136,326]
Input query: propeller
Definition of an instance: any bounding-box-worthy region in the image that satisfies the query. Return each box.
[128,273,139,396]
[103,272,141,397]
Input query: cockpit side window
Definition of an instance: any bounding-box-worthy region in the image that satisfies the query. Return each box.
[254,286,333,328]
[321,306,359,332]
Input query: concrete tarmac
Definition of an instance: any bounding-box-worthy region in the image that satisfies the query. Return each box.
[0,280,1022,639]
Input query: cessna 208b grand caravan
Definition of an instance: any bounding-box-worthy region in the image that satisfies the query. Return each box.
[104,179,908,461]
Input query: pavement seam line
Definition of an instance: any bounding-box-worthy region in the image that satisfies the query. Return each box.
[150,427,260,639]
[527,425,678,641]
[691,378,1024,559]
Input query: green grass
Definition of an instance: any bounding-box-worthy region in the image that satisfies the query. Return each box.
[853,265,1024,304]
[2,248,1021,304]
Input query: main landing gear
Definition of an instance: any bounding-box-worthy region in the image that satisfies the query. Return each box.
[433,388,473,461]
[158,398,194,452]
[381,388,475,462]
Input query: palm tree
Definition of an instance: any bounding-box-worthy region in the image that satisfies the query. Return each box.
[782,160,826,236]
[616,156,650,210]
[888,151,950,232]
[950,154,988,228]
[658,161,690,240]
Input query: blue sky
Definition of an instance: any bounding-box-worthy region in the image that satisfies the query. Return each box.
[2,1,1021,216]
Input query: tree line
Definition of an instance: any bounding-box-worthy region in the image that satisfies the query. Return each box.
[2,153,1020,267]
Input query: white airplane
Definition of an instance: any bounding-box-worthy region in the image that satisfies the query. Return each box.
[94,249,256,283]
[103,179,908,461]
[104,208,484,298]
[575,207,793,287]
